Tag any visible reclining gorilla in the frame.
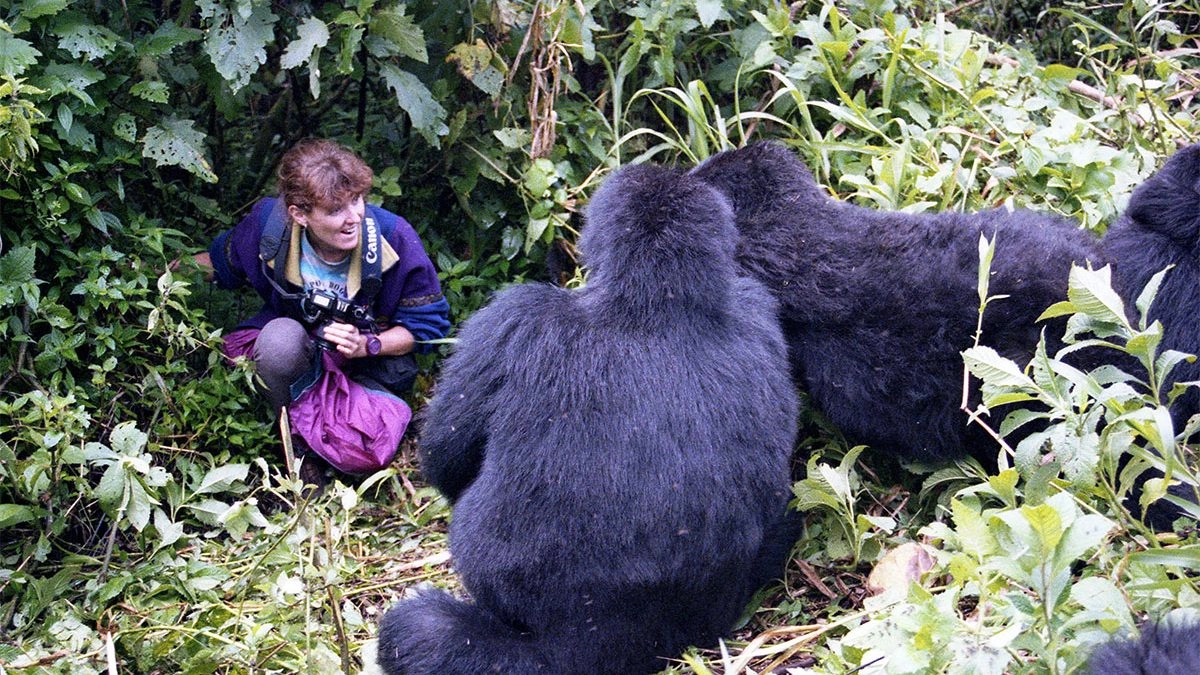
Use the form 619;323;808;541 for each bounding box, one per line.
692;141;1200;529
691;141;1101;465
375;164;800;674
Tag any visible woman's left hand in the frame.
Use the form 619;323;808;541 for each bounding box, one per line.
319;321;371;358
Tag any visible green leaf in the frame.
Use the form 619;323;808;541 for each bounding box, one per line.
371;7;427;62
380;64;449;146
1130;545;1200;569
139;21;203;56
95;462;127;515
280;16;329;70
199;0;278;92
196;464;249;495
20;0;71;19
130;80;169;103
1023;502;1064;554
53;18;121;61
109;421;148;456
142;116;217;183
1066;266;1129;332
447;40;504;98
963;345;1035;389
694;0;723;29
0;33;42;77
1135;266;1172;322
0;246;36;284
0;504;36;529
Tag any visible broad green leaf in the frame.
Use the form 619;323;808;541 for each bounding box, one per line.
196;464;249;495
1023;502;1064;554
131;80;169;103
153;508;184;548
963;345;1035;389
694;0;723;28
1066;266;1129;331
1055;514;1114;567
19;0;70;19
280;16;329;69
142;116;217;183
371;7;427;62
94;462;126;514
0;504;36;529
380;64;448;146
53;19;120;61
109;421;148;456
447;40;504;98
199;0;277;92
0;246;36;284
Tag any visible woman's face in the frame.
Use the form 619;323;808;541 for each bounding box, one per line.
289;194;365;261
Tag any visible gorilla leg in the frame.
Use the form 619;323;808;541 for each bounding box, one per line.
375;588;550;674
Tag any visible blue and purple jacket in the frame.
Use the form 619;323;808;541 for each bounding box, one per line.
208;197;450;352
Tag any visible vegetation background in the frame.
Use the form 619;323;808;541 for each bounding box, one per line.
1;0;1199;672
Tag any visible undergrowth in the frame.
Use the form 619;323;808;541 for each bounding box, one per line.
3;0;1200;673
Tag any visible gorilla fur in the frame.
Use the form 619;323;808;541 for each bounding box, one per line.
1104;143;1200;430
692;141;1102;466
375;164;800;674
1087;621;1200;674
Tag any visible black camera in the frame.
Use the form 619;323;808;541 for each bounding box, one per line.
299;289;374;350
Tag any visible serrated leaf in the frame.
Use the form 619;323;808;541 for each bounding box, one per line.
694;0;723;28
371;7;427;62
0;504;36;529
0;33;42;77
447;40;504;97
380;64;448;146
1136;266;1173;322
109;421;148;456
20;0;70;19
963;345;1035;389
142;116;217;183
201;1;277;92
131;80;169;103
0;246;36;284
280;16;329;69
54;19;121;61
1066;265;1129;331
196;464;249;495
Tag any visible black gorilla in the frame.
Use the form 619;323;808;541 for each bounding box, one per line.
375;164;800;674
1104;142;1200;430
691;142;1102;466
1088;621;1200;674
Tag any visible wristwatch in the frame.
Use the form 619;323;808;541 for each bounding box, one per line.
365;333;382;356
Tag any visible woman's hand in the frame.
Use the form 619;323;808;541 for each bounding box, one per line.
319;321;371;358
318;322;416;358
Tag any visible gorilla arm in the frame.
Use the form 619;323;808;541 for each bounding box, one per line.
418;293;530;502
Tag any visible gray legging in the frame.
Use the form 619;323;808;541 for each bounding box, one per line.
253;317;315;409
251;317;419;408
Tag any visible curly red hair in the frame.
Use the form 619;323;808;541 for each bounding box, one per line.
276;139;374;212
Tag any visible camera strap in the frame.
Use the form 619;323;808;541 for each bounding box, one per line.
258;198;384;311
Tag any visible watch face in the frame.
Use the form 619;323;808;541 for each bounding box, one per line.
366;335;382;356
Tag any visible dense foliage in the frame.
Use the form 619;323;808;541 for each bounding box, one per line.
1;0;1199;672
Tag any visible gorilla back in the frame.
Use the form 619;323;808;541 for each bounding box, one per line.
375;164;800;674
692;142;1103;465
